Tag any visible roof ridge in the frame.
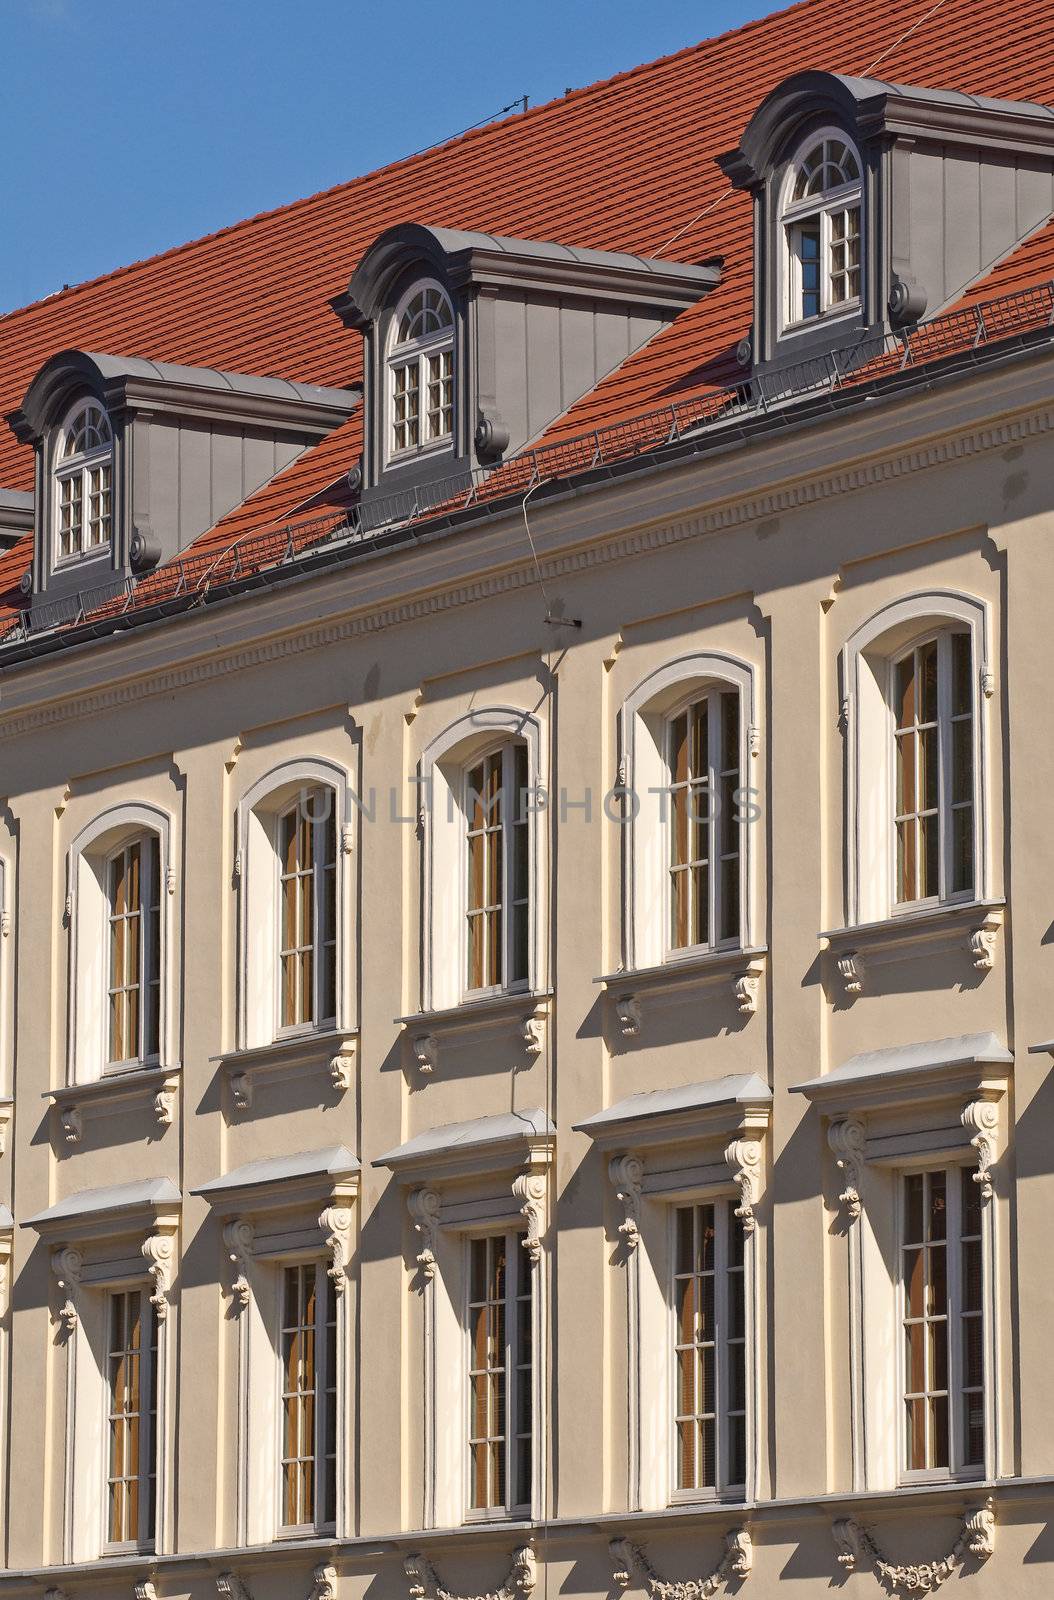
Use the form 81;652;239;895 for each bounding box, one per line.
0;0;843;332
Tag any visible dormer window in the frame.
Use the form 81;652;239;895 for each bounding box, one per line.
54;399;113;562
387;282;454;461
781;132;861;328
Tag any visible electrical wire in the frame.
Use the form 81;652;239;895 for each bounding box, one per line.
861;0;953;75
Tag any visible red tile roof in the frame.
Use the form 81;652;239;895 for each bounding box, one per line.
3;0;1054;614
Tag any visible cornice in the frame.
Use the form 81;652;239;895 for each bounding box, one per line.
2;398;1054;741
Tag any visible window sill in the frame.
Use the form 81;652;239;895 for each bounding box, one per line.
44;1062;181;1145
395;991;552;1076
821;900;1005;999
595;947;768;1035
214;1028;358;1114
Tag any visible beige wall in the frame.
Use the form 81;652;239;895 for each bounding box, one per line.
0;347;1053;1596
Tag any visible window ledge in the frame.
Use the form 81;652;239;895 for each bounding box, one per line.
43;1063;181;1145
213;1028;359;1113
821;900;1005;999
395;992;552;1076
595;947;767;1034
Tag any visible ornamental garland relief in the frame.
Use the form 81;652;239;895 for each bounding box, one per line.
832;1498;995;1593
610;1531;753;1597
405;1542;536;1600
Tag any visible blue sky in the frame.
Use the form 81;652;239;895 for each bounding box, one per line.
1;0;776;315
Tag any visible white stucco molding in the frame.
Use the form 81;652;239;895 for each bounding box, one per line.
193;1145;360;1308
405;1543;536;1600
833;1495;995;1589
610;1530;753;1596
419;706;549;1013
66;800;179;1085
234;756;356;1050
619;651;760;972
841;588;993;929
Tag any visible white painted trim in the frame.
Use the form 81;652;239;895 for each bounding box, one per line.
67;802;177;1086
619;652;758;972
841;590;992;927
0;854;10;1097
777;126;863;331
420;708;548;1013
385;278;455;470
234;756;356;1051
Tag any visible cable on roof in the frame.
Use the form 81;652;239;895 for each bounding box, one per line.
402;95;529;162
861;0;953;75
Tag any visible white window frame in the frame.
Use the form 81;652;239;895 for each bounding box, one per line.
104;834;162;1068
619;653;758;972
841;591;991;927
67;803;177;1086
0;854;11;1095
667;1196;748;1503
779;128;863;332
894;1162;985;1485
275;1255;338;1537
102;1283;160;1554
463;1228;534;1522
461;740;530;1000
420;709;548;1013
235;758;354;1051
52;396;114;565
385;279;455;468
274;789;338;1037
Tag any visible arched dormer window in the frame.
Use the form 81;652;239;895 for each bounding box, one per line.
54;398;113;561
386;282;454;461
780;131;861;327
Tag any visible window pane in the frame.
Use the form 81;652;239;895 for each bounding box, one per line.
919;640;938;723
951;631;972;716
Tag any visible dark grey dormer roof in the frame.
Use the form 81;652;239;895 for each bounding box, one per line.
8;349;359;446
720;70;1054;188
332;222;721;331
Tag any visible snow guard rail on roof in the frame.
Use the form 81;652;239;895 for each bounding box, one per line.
3;275;1054;655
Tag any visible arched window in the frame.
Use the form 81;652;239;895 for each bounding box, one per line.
387;281;454;459
54;398;113;560
235;759;352;1050
420;709;547;1012
781;131;862;326
67;804;175;1083
620;654;759;972
841;592;991;925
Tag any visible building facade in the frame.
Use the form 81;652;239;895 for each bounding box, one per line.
1;3;1054;1598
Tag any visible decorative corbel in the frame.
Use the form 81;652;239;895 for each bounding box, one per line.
512;1171;547;1265
521;1010;546;1057
223;1218;254;1310
319;1204;353;1295
309;1566;338;1600
407;1187;441;1278
725;1139;763;1234
836;951;863;997
0;1105;11;1155
45;1588;70;1600
329;1038;357;1092
51;1245;82;1332
608;1154;643;1251
217;1575;254;1600
0;1233;13;1318
748;723;760;757
405;1544;536;1600
831;1497;994;1590
968;910;1002;972
58;1103;82;1145
413;1033;439;1076
142;1216;179;1320
615;994;642;1038
827;1117;866;1220
610;1528;752;1596
733;958;764;1016
134;1583;159;1600
165;865;177;897
229;1071;253;1113
154;1073;179;1128
980;665;995;700
962;1098;1000;1200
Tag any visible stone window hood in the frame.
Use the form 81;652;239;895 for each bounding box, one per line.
718;69;1054;376
330;221;721;509
6;349;360;615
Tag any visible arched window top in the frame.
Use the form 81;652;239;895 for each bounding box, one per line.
57;398;112;463
789;133;860;204
392;281;453;348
